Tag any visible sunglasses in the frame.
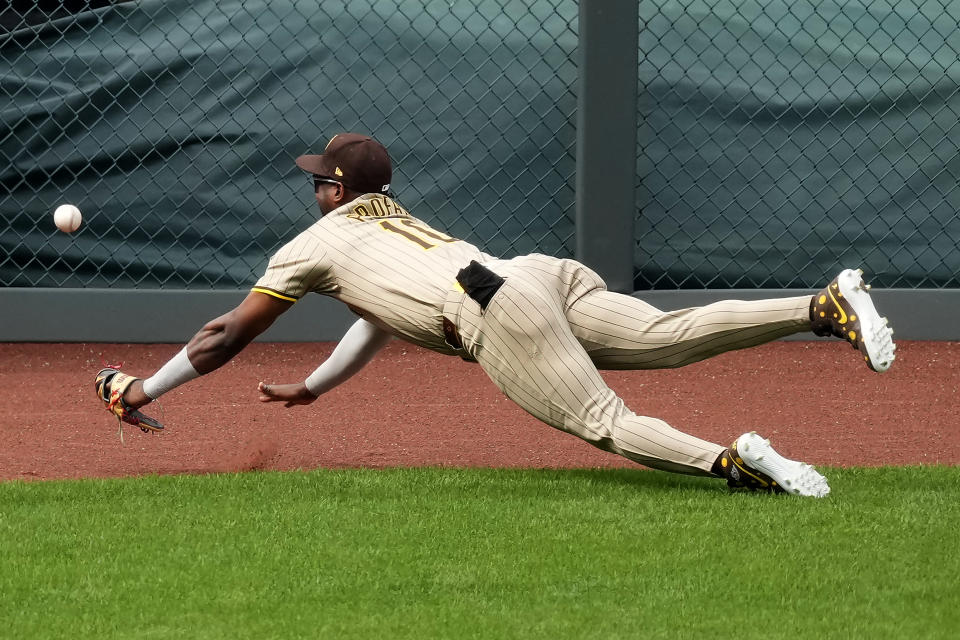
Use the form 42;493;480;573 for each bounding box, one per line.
313;175;342;191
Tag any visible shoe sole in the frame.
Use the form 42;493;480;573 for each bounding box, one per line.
735;432;830;497
836;269;896;373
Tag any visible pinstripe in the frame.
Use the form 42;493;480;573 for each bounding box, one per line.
588;320;806;368
253;196;814;476
570;294;805;337
457;269;724;473
497;285;609;428
256;195;490;354
567;290;810;368
456;288;601;431
468;287;613;440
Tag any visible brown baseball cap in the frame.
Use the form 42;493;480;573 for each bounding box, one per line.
296;133;392;194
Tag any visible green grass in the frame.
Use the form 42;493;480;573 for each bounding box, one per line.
1;467;958;639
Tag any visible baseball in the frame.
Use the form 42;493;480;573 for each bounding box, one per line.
54;204;82;233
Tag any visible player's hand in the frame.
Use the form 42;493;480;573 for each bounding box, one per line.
257;381;318;408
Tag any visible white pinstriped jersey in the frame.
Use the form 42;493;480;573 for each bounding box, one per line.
253;194;493;353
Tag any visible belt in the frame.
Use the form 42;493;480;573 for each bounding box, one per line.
442;316;464;351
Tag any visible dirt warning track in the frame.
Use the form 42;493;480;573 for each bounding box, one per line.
1;340;956;481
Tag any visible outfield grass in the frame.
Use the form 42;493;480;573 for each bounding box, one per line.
1;467;957;639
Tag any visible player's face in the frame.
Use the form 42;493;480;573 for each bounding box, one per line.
313;175;343;215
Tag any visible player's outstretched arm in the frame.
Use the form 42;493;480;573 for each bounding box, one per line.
187;291;293;373
120;291;293;409
258;318;391;408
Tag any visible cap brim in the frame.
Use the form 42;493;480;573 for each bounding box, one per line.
295;154;329;175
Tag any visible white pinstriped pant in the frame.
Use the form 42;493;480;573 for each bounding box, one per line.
446;254;811;475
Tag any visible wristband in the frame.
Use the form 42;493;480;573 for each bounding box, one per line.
141;347;200;399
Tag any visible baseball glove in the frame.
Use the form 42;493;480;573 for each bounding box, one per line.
94;368;164;438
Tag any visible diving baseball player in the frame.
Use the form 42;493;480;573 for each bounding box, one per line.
95;133;897;497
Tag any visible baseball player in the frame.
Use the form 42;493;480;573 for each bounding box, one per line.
96;133;897;497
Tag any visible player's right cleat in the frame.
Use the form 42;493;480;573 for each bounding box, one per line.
811;268;896;373
94;368;164;435
719;432;830;497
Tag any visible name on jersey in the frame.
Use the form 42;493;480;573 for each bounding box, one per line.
347;196;411;220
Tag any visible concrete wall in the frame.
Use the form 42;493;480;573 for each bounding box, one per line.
1;288;953;342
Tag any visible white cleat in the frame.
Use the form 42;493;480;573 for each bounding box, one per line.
734;432;830;498
811;268;896;372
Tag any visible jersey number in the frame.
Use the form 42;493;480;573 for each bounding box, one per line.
379;219;458;250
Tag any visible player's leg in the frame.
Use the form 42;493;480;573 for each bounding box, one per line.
502;254;810;370
568;288;811;370
450;262;830;494
555;259;894;372
455;276;725;475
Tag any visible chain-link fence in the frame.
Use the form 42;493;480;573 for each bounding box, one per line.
1;0;578;288
636;0;960;289
2;0;959;291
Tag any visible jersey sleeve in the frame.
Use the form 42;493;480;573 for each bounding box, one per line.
252;231;332;302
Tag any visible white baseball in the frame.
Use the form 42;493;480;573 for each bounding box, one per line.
54;204;82;233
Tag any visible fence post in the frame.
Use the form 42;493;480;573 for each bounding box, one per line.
575;0;638;293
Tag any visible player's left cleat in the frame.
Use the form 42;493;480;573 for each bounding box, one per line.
719;432;830;497
811;268;896;372
94;368;164;438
